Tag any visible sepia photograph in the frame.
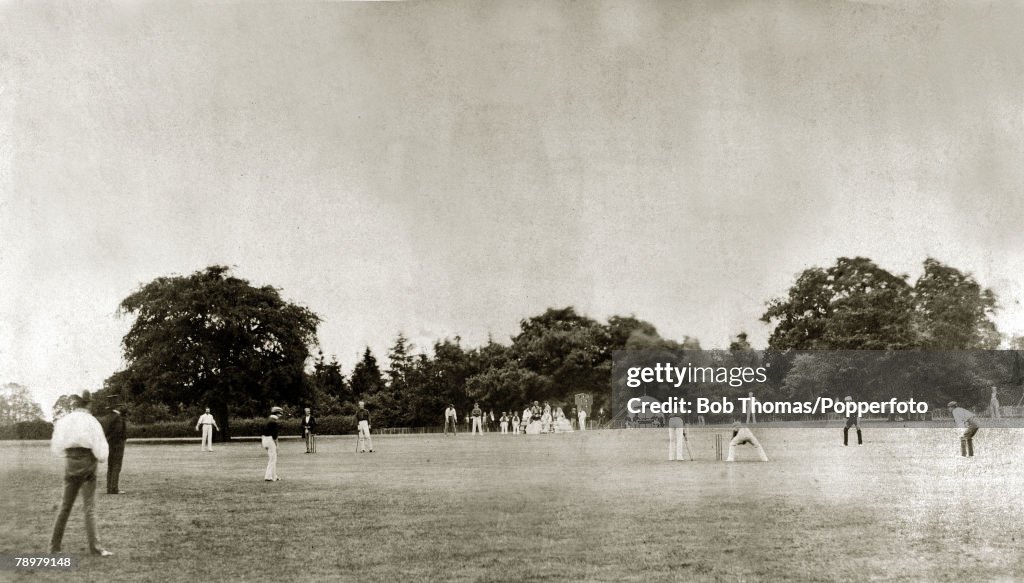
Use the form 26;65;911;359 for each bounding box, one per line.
2;1;1024;581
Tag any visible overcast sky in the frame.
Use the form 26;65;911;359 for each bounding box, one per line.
3;1;1024;414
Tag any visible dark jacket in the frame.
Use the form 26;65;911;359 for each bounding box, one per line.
300;415;317;434
262;417;280;440
103;412;128;448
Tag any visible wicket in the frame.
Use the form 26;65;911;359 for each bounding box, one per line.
714;434;723;461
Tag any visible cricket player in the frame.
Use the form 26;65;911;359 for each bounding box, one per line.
300;407;317;454
101;405;127;494
262;406;282;481
726;421;769;462
471;403;483;435
990;386;1001;419
49;391;113;556
499;412;509;434
195;407;219;451
843;396;863;446
948;401;979;457
444;404;458;436
356;401;374;452
578;407;587;431
511;412;521;435
667;417;690;461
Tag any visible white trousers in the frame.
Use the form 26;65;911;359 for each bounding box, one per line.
500;422;508;434
472;417;482;434
358;420;374;451
668;428;689;461
201;425;214;451
264;439;278;480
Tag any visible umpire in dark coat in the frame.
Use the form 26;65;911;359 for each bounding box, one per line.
300;407;317;453
101;405;128;494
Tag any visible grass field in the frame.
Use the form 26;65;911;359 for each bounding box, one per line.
3;426;1024;582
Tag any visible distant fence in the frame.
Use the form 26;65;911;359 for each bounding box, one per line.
375;421;603;434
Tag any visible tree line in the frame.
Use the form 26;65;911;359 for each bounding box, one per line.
51;257;1016;439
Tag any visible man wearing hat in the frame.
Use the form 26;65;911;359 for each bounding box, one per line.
948;401;979;457
300;407;317;454
49;391;113;556
101;401;128;494
262;406;283;481
444;404;458;436
843;396;863;447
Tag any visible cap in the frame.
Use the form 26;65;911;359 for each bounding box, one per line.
947;401;958;408
270;406;284;415
844;396;853;402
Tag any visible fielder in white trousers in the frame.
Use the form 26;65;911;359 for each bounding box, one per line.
358;420;374;452
667;417;691;461
201;425;214;451
472;416;483;434
263;438;278;480
726;423;768;462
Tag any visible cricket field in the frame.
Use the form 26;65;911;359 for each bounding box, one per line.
2;426;1023;582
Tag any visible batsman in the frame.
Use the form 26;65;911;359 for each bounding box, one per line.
948;401;979;457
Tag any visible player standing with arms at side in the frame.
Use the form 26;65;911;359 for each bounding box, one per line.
49;391;113;556
262;407;283;481
300;407;317;454
195;407;219;451
101;404;128;494
948;401;979;457
843;396;863;447
471;403;483;435
356;401;374;452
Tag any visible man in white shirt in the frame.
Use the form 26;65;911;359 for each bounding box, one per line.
471;403;483;435
444;404;458;436
195;407;219;451
578;408;587;431
948;401;979;457
49;391;113;556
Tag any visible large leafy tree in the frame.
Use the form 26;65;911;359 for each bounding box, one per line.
914;258;999;349
0;383;45;424
511;307;612;404
115;266;320;439
763;257;1000;352
762;257;917;350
